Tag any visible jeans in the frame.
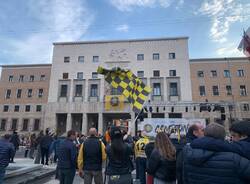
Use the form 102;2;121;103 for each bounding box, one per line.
154;178;176;184
41;148;49;165
59;168;75;184
34;147;41;164
84;170;103;184
136;157;147;184
0;167;6;184
29;147;35;158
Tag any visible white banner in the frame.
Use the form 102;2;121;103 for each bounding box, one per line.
138;118;206;137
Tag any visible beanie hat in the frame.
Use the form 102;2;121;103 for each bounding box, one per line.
110;126;122;140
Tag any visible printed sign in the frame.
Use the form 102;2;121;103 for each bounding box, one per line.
138;118;205;137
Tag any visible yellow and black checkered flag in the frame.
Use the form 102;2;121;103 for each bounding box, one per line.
97;66;151;113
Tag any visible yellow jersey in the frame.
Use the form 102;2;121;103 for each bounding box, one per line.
134;136;149;158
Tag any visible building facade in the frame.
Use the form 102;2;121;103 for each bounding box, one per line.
0;64;51;135
190;57;250;128
45;37;194;135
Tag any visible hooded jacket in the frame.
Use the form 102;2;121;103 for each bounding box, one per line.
183;137;250;184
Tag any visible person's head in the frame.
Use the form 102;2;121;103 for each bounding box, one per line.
137;130;142;137
13;130;17;135
45;128;50;135
67;130;76;140
204;123;226;140
230;121;250;141
188;124;204;138
89;128;97;137
155;132;176;160
3;134;11;141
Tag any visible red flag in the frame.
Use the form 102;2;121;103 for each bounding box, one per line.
238;28;250;57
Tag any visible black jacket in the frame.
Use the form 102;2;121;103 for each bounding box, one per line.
10;134;20;149
40;135;53;149
83;136;102;171
0;139;15;167
145;142;154;158
147;149;176;182
106;143;133;175
171;138;186;156
183;137;250;184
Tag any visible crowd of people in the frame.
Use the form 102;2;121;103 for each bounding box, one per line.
0;120;250;184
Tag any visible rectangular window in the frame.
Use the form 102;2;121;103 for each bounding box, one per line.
38;89;44;98
137;54;144;61
226;85;232;95
153;83;161;96
75;84;83;97
40;75;45;81
78;56;84;63
224;70;230;78
170;82;178;96
36;105;42;112
212;86;219;96
93;56;99;62
153;70;160;77
237;69;245;77
19;75;24;82
169;70;176;77
137;71;144;78
17;89;22;98
14;105;19;112
6;89;11;99
34;119;40;131
242;104;250;111
90;84;98;97
0;119;6;131
29;75;34;82
92;72;98;79
169;53;176;59
63;73;69;79
197;71;204;77
153;53;160;60
64;56;70;63
22;119;29;131
60;85;68;97
199;86;206;96
9;75;13;82
211;70;217;77
77;72;83;79
25;105;31;112
27;89;32;98
11;119;18;130
240;85;247;96
3;105;9;112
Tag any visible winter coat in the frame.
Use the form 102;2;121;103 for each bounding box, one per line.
40;135;53;149
0;139;15;168
183;137;250;184
10;134;20;149
147;149;176;182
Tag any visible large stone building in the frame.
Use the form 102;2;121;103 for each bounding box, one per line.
44;37;194;135
0;64;51;135
190;57;250;128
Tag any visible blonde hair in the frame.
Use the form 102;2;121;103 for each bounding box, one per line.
155;132;176;161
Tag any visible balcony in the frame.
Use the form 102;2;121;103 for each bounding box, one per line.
58;96;68;103
169;95;179;102
73;96;84;102
152;95;163;101
89;96;99;102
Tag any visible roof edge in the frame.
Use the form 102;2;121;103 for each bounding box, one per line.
190;57;250;62
53;37;189;45
1;64;52;68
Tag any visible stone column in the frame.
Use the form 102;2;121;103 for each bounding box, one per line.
130;112;136;136
98;113;103;135
81;113;88;135
66;113;72;132
85;80;89;102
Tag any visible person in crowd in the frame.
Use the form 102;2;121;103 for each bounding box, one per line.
176;123;204;184
133;130;142;142
106;126;134;184
135;131;149;184
34;130;44;164
123;131;134;146
0;134;15;184
169;132;186;156
9;130;20;163
145;136;155;184
40;129;53;165
183;123;250;184
78;128;106;184
49;135;61;163
103;127;111;145
147;132;176;184
29;133;37;159
57;130;77;184
230;120;250;159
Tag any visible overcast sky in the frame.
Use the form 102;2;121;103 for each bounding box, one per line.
0;0;249;65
